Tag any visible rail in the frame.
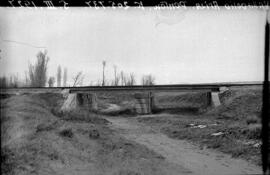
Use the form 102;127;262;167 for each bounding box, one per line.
0;82;263;94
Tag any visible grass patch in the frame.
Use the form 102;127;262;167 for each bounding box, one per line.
138;114;262;165
209;88;262;120
97;133;165;165
245;124;261;140
246;115;260;125
52;108;109;125
1;146;17;175
59;128;73;138
0;94;12;100
88;128;100;139
36;121;59;133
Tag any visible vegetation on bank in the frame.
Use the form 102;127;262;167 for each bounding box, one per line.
1;93;180;175
137;87;262;165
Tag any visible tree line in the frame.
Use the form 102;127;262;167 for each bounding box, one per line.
91;60;155;86
0;50;155;88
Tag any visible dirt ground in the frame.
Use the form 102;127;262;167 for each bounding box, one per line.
105;116;261;175
1;90;263;175
0;94;193;175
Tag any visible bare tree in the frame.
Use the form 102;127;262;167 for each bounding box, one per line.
24;71;30;87
116;74;120;86
48;77;55;87
0;76;7;88
8;74;19;88
0;75;17;88
57;65;62;87
129;73;136;86
113;65;120;86
118;71;136;86
110;80;113;86
102;60;106;86
113;65;117;83
89;81;94;86
120;71;126;86
95;79;102;86
72;71;84;87
28;50;49;87
63;67;67;87
0;74;23;88
141;74;155;86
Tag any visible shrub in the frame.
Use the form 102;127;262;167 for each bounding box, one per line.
1;146;16;175
231;145;248;158
59;128;73;138
141;74;155;85
36;121;58;133
28;50;49;87
246;124;261;139
89;129;100;139
246;114;260;125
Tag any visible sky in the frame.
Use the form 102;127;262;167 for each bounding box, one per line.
0;7;268;85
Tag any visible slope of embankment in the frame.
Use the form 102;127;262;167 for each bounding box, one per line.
137;86;262;165
1;93;190;175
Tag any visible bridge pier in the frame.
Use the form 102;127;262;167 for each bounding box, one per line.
209;87;229;107
61;93;98;112
209;92;221;107
134;92;153;114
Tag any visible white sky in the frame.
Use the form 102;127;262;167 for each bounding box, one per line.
0;7;267;85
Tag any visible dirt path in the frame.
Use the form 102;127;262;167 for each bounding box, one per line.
105;116;262;175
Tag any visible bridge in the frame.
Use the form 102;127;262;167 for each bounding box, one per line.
1;82;262;114
0;82;262;93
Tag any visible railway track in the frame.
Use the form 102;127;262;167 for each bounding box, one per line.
0;82;263;94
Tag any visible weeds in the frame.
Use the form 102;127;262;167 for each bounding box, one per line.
36;121;59;132
245;124;261;140
1;146;16;175
59;128;73;138
138;114;262;165
52;108;108;124
246;115;260;125
47;150;59;160
89;128;100;139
